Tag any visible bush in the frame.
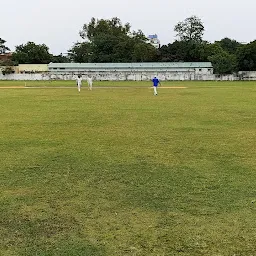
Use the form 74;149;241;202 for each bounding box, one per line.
1;66;14;75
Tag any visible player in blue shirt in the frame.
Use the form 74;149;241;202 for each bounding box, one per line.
152;76;161;95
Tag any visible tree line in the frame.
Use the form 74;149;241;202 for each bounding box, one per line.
1;16;256;74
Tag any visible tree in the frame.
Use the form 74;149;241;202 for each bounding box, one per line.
216;38;241;54
76;17;158;63
1;66;14;75
159;40;206;62
80;17;131;42
209;51;237;74
132;42;158;62
89;32;120;62
79;17;131;62
236;41;256;71
68;42;92;62
164;16;206;62
174;16;204;42
198;42;225;62
12;42;52;64
0;38;10;54
200;42;238;74
159;40;238;74
52;53;70;63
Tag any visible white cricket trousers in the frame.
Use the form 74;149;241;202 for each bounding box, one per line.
88;82;93;90
77;83;81;92
154;86;158;95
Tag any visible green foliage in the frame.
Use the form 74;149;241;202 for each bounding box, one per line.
200;42;224;59
12;42;53;64
80;17;131;41
215;37;241;54
0;38;10;54
0;57;16;76
68;17;158;63
209;51;237;74
52;54;70;63
159;39;244;74
174;16;205;42
200;42;238;74
160;40;207;62
68;42;92;63
236;40;256;71
90;33;121;62
132;42;158;62
159;16;207;63
0;66;14;75
3;17;255;71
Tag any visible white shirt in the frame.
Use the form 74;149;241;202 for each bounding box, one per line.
87;77;93;84
76;77;82;85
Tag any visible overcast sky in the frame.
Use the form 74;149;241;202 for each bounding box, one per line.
1;0;255;54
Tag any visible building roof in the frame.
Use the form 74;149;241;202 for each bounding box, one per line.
0;52;12;61
48;62;213;69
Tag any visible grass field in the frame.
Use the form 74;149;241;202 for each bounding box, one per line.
0;80;153;87
0;81;256;255
0;79;254;88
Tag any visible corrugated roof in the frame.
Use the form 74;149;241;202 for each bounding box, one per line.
48;62;213;69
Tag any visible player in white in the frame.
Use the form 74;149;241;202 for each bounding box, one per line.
87;76;93;90
76;75;82;92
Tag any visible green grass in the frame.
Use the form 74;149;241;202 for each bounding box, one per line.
1;79;255;88
0;80;151;87
0;81;256;255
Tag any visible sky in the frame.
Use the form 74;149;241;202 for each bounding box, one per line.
1;0;255;55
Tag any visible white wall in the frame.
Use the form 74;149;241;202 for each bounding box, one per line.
0;71;256;81
0;73;46;80
238;71;256;80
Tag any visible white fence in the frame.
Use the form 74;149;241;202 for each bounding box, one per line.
0;71;256;81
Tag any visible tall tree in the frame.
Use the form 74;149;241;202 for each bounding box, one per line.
159;40;206;62
216;38;241;54
209;51;237;74
132;42;158;62
12;42;52;64
174;16;204;42
199;42;238;74
0;38;10;54
80;17;131;42
161;16;206;63
68;42;92;62
76;17;157;63
236;41;256;71
198;42;226;62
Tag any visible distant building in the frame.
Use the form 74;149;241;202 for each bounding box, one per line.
0;52;12;62
48;62;213;81
18;64;48;73
148;34;161;49
48;62;213;73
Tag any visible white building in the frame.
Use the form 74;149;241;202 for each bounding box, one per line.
148;34;161;49
47;62;214;81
